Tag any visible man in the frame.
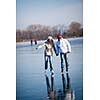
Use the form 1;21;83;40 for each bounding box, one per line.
36;36;56;74
55;34;71;73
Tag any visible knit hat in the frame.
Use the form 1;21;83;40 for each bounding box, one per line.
57;34;62;39
48;36;52;40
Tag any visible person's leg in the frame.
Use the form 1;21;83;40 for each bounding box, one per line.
64;53;68;72
60;53;64;72
51;74;54;91
45;56;48;70
48;56;53;72
45;74;50;95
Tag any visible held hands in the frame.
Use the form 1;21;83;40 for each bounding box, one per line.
56;53;59;56
67;51;70;53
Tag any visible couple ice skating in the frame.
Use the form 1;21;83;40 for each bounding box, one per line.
36;33;71;74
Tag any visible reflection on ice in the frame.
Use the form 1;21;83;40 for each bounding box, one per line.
45;72;75;100
45;74;55;100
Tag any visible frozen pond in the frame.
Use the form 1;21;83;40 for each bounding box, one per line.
16;37;83;100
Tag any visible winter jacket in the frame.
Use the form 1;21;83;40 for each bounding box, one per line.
38;40;56;56
56;38;71;54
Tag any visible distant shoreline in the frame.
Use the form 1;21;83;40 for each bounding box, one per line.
16;36;83;44
16;36;83;43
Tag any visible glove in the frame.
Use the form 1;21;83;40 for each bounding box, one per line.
67;51;70;53
56;53;59;56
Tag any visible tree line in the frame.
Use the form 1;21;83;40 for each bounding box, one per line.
16;21;83;42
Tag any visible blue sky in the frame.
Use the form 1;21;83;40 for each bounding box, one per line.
16;0;83;30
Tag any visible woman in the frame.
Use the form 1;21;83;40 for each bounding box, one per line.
36;36;56;74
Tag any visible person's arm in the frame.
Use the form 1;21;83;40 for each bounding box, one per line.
65;40;71;53
36;43;45;49
52;40;57;54
55;42;59;56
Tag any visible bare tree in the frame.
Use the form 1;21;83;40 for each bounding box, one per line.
68;22;82;33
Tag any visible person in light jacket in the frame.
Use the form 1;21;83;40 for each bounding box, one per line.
36;36;56;74
55;34;71;73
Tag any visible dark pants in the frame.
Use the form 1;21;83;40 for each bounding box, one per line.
60;53;68;72
45;55;53;71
